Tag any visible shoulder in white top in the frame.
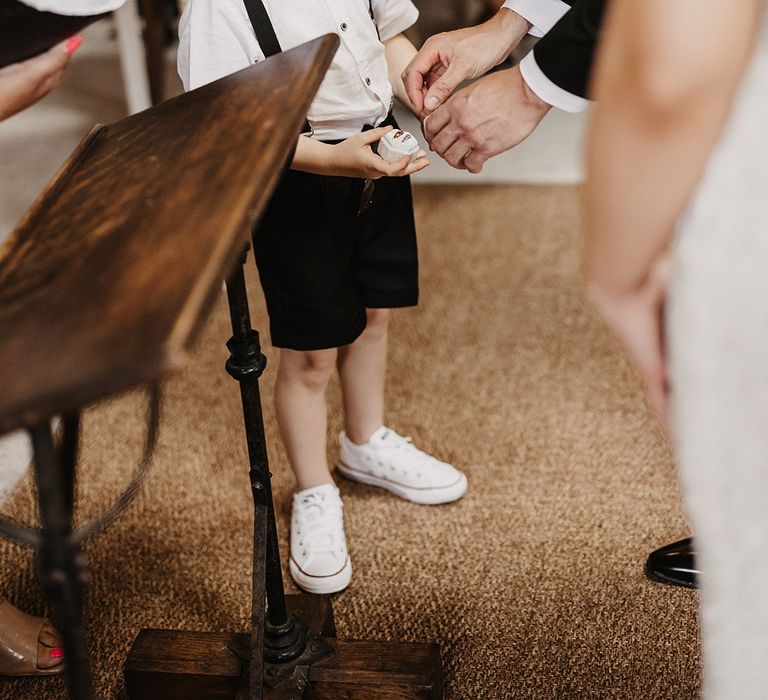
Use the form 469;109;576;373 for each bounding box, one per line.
178;0;418;141
18;0;125;14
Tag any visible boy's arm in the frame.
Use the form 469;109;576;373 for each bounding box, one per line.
292;33;430;179
384;33;419;114
291;136;338;176
291;127;428;179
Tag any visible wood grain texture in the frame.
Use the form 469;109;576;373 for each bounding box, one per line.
124;594;337;699
124;595;442;700
310;639;442;694
0;34;339;434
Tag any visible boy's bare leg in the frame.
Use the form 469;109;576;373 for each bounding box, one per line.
275;347;338;490
337;308;390;445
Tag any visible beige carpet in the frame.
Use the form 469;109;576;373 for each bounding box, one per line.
0;184;699;699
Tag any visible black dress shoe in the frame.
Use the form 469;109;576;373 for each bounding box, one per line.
646;537;699;589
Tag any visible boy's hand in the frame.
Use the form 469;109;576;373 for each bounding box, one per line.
329;126;429;179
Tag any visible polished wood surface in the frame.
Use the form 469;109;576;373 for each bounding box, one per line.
125;629;244;699
0;34;339;434
125;597;337;699
310;640;442;693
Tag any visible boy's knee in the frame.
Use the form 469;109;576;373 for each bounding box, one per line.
362;308;390;341
281;348;337;389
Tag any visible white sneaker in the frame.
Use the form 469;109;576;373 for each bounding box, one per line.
336;427;468;505
289;483;352;594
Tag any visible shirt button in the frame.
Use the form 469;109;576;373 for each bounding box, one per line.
340;22;348;31
365;77;371;86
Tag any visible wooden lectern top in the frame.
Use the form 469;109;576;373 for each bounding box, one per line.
0;35;339;434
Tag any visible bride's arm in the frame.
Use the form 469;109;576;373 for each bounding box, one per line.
584;0;761;297
582;0;762;427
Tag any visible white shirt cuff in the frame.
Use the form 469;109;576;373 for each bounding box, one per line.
519;52;589;112
501;0;569;38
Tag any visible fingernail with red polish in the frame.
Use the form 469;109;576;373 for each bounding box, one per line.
50;648;64;658
65;36;83;55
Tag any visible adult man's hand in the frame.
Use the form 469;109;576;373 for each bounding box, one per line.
423;65;550;173
402;9;531;116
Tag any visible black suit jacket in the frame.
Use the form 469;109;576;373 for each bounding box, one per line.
532;0;607;99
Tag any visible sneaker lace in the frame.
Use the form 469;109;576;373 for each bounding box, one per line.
297;492;344;555
382;429;439;465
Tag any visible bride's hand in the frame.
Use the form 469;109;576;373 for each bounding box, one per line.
0;37;81;122
588;257;672;436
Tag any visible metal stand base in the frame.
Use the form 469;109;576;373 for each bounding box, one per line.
125;594;443;700
125;249;444;699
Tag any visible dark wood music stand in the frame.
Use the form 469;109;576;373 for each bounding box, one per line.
0;35;442;700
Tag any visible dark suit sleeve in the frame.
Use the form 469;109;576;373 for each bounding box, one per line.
531;0;607;98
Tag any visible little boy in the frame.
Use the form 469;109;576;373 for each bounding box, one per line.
178;0;467;594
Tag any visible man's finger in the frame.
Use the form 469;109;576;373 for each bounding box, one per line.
423;62;465;113
422;105;450;141
425;65;446;88
402;45;443;114
463;150;487;174
428;117;462;157
443;139;473;170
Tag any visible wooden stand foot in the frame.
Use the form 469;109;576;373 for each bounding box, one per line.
125;594;443;700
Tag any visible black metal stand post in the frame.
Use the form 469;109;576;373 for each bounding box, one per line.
223;248;332;699
124;249;442;699
31;414;93;700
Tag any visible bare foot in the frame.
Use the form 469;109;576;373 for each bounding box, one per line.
36;621;64;670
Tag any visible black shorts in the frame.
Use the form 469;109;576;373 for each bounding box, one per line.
253;134;419;351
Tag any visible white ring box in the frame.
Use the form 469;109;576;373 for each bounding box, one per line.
377;129;422;163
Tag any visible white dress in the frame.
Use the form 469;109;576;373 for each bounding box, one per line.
668;6;768;698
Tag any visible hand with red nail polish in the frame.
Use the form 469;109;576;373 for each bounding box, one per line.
65;36;84;56
0;35;79;121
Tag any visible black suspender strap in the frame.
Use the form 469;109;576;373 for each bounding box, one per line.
243;0;379;56
242;0;313;134
240;0;381;137
368;0;380;40
242;0;282;57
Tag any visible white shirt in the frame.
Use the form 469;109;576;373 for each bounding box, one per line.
502;0;589;113
178;0;418;141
